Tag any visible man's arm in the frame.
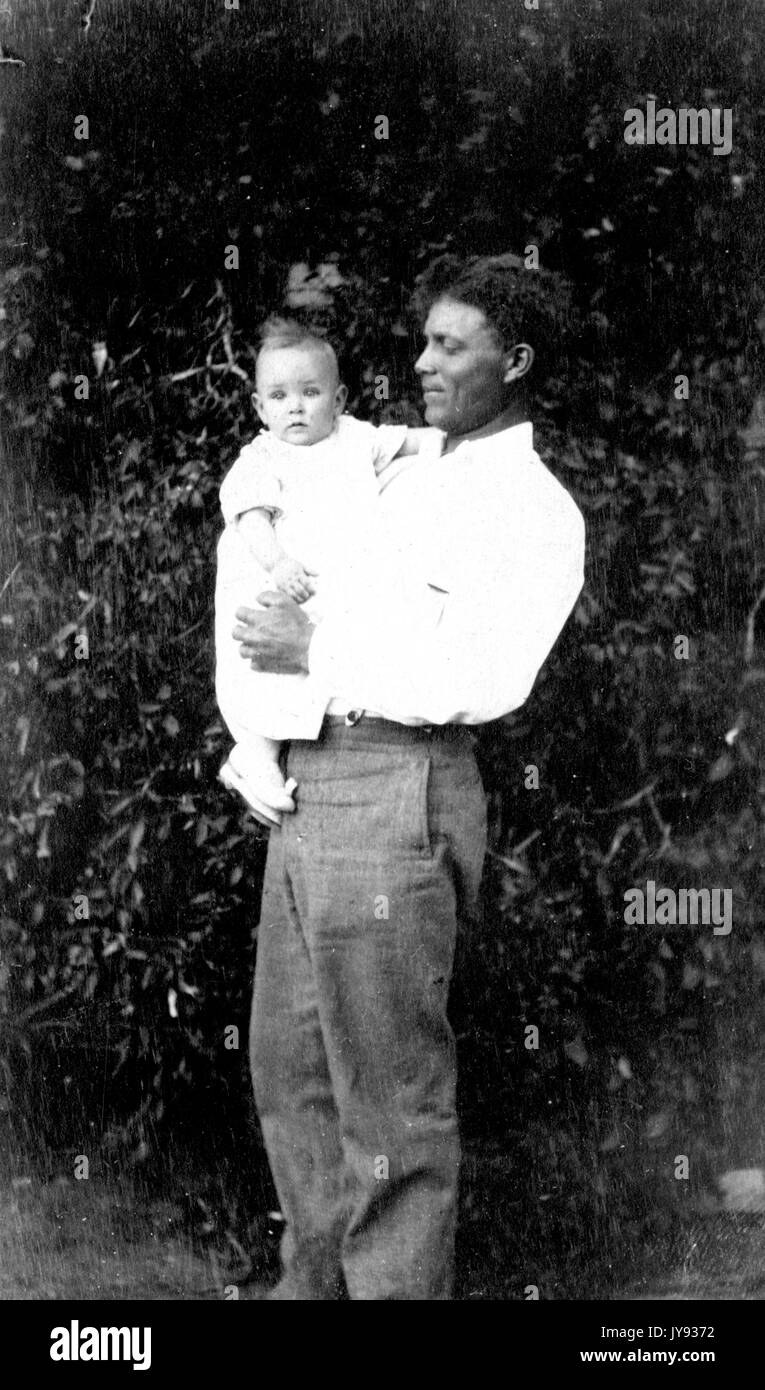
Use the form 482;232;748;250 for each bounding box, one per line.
235;495;585;724
234;592;314;675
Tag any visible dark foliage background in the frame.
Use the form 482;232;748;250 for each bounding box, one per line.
1;0;764;1296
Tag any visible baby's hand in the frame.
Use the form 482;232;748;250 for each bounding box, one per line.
270;557;317;604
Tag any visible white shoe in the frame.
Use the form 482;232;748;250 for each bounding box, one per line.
219;758;297;828
228;745;298;809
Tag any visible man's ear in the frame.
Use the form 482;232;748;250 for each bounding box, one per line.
502;343;534;384
252;390;269;427
333;383;348;416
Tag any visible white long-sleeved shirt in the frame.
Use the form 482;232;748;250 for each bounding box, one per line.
309;421;585;725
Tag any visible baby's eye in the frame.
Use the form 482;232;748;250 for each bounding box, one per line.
304;388;320;397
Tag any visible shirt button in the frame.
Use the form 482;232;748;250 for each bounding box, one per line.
344;709;363;726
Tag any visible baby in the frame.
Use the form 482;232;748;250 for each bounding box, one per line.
214;316;444;825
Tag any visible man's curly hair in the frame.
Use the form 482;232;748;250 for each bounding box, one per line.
410;253;574;373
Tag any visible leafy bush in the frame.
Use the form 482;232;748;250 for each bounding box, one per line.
0;428;265;1155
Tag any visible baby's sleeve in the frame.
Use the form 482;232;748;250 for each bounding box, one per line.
368;422;409;470
219;435;284;525
369;422;446;492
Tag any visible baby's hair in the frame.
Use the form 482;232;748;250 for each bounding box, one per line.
255;315;340;385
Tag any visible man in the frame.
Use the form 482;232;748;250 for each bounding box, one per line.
223;254;585;1300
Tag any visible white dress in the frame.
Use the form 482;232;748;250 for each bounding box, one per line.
214;415;408;744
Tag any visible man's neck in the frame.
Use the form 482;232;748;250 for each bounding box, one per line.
444;405;530;454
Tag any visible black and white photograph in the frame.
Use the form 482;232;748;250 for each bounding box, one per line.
0;0;763;1338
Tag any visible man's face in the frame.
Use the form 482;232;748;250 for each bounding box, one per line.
254;345;346;445
414;297;510;435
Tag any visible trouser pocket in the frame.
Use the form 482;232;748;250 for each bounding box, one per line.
284;745;435;857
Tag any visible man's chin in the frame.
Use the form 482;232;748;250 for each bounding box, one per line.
423;400;448;427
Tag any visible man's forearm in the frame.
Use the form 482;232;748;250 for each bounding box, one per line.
234;596;314;674
232;509;585;724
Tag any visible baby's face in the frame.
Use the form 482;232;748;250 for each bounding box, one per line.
253;345;346;445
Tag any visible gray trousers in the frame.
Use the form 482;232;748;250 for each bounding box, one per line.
249;717;487;1300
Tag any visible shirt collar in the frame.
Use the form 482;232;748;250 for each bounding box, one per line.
450;420;533;456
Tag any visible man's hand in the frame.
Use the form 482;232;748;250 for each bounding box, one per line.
270;556;318;604
233;592;315;674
